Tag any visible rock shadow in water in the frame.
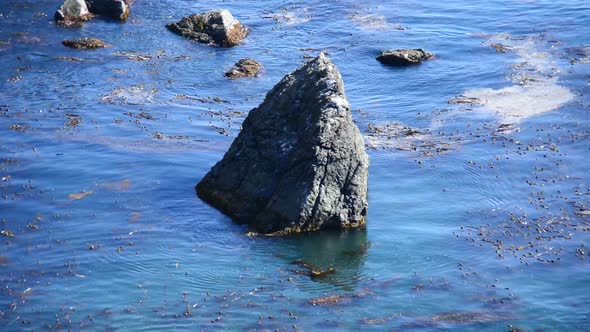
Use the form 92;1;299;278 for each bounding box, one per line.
280;229;370;291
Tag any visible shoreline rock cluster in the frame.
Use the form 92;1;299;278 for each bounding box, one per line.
197;53;369;235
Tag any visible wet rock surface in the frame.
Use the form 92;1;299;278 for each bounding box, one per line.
376;48;434;66
225;58;261;79
54;0;92;25
62;37;107;49
196;53;369;234
166;9;248;47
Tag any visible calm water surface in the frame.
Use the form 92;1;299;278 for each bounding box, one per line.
1;0;589;330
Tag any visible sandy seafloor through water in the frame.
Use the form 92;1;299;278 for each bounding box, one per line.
0;0;590;330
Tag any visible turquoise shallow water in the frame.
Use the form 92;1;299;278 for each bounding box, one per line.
1;0;590;330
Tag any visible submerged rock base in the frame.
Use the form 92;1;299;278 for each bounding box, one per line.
197;53;369;235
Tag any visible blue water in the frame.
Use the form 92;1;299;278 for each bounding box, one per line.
1;0;590;330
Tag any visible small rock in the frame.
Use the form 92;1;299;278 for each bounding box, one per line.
1;230;15;238
62;37;107;49
196;53;369;234
55;0;92;25
376;48;434;66
166;9;248;47
225;58;261;79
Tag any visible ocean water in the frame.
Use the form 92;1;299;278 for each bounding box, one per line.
1;0;589;330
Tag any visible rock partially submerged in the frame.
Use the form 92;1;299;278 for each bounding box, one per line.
166;10;248;47
55;0;133;24
55;0;92;25
196;53;369;234
225;58;261;79
62;37;107;49
85;0;132;21
377;48;434;66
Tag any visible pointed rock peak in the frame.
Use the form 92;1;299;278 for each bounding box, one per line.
278;53;347;105
298;52;337;75
311;51;330;66
196;56;368;235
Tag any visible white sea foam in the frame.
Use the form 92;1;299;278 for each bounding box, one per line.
464;78;574;121
463;34;574;122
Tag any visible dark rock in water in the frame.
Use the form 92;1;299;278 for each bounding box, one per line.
62;37;107;49
55;0;92;25
376;48;434;66
196;53;369;235
225;58;262;79
166;9;248;47
84;0;132;21
55;0;133;24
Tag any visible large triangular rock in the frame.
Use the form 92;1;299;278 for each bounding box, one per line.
196;54;369;234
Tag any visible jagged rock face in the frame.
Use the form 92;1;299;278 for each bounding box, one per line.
377;48;434;66
55;0;92;24
225;58;262;79
197;54;369;234
166;10;248;47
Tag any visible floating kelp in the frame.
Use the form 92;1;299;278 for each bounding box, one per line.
565;45;590;64
401;311;512;329
97;179;130;191
55;56;85;62
65;114;80;127
1;229;15;237
260;6;312;26
68;190;93;200
9;123;31;132
309;291;373;306
459;209;589;263
0;256;9;266
364;122;456;157
290;259;336;280
127;211;141;223
101;84;158;105
348;8;408;31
